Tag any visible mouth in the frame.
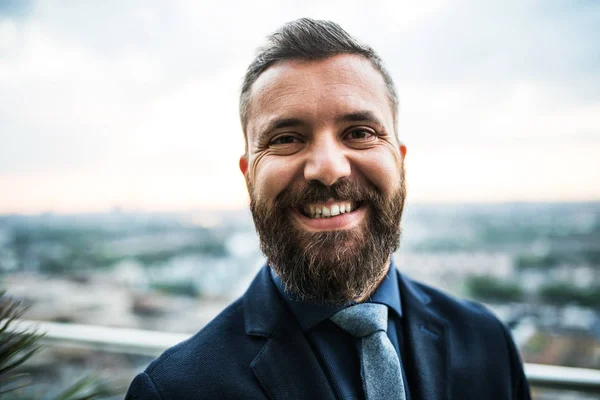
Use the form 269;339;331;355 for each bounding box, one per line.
298;200;362;219
290;199;366;231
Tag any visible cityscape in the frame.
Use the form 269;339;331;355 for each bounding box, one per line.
1;201;600;399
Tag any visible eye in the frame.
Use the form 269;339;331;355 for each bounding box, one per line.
270;135;301;145
345;128;376;141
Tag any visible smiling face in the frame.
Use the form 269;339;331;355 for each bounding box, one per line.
240;54;407;303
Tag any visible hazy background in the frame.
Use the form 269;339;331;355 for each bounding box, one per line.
1;1;599;399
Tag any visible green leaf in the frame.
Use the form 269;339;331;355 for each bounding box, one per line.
52;375;121;400
0;290;125;399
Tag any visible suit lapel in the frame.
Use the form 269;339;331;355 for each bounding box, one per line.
244;266;335;400
250;326;336;400
398;271;450;400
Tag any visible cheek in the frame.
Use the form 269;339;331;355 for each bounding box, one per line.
251;156;300;203
355;150;403;197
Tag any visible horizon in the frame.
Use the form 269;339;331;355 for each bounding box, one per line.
2;199;599;217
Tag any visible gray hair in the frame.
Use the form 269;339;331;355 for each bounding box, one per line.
239;18;398;142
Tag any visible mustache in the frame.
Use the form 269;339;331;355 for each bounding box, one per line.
273;178;383;209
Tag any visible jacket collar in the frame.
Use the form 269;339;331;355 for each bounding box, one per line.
398;269;450;400
243;265;336;400
243;265;287;337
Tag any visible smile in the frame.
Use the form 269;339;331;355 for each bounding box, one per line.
291;199;366;231
301;201;359;219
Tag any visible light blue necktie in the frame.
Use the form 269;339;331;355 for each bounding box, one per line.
331;303;406;400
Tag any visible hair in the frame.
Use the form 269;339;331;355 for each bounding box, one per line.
239;18;398;141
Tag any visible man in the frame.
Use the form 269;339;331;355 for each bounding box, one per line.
126;18;530;399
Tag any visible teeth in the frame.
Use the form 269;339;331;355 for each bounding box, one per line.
303;201;357;219
330;204;340;216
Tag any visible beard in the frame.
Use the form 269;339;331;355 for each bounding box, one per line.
248;169;406;305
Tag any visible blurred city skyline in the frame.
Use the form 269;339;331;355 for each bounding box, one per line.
1;0;599;214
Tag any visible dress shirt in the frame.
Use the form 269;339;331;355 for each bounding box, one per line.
270;261;411;400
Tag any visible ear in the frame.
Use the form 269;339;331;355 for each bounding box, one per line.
239;154;248;175
399;143;407;158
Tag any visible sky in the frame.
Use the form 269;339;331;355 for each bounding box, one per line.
0;0;599;213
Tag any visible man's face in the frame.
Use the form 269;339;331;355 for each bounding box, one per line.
240;54;407;303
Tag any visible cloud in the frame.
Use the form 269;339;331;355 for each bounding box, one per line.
0;0;598;211
385;1;600;105
0;0;33;19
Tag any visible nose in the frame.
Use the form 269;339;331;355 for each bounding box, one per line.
303;135;351;186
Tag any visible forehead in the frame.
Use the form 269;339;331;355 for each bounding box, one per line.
246;54;394;137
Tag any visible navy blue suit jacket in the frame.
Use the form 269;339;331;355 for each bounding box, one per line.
126;266;530;399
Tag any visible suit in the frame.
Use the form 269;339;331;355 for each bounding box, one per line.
126;265;531;399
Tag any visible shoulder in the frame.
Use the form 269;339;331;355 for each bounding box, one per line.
400;273;521;358
146;299;248;374
126;298;267;399
401;273;530;396
402;273;505;329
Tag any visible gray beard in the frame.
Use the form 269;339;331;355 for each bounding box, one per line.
248;175;405;304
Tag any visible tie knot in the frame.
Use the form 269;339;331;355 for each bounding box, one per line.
330;303;388;338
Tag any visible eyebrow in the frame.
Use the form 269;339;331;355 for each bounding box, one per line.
336;111;383;126
255;118;306;144
267;118;305;132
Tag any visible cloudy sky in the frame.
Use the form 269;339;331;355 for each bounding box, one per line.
1;0;599;213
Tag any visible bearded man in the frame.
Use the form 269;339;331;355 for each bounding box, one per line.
126;18;530;400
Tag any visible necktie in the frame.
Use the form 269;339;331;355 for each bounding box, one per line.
331;303;406;400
